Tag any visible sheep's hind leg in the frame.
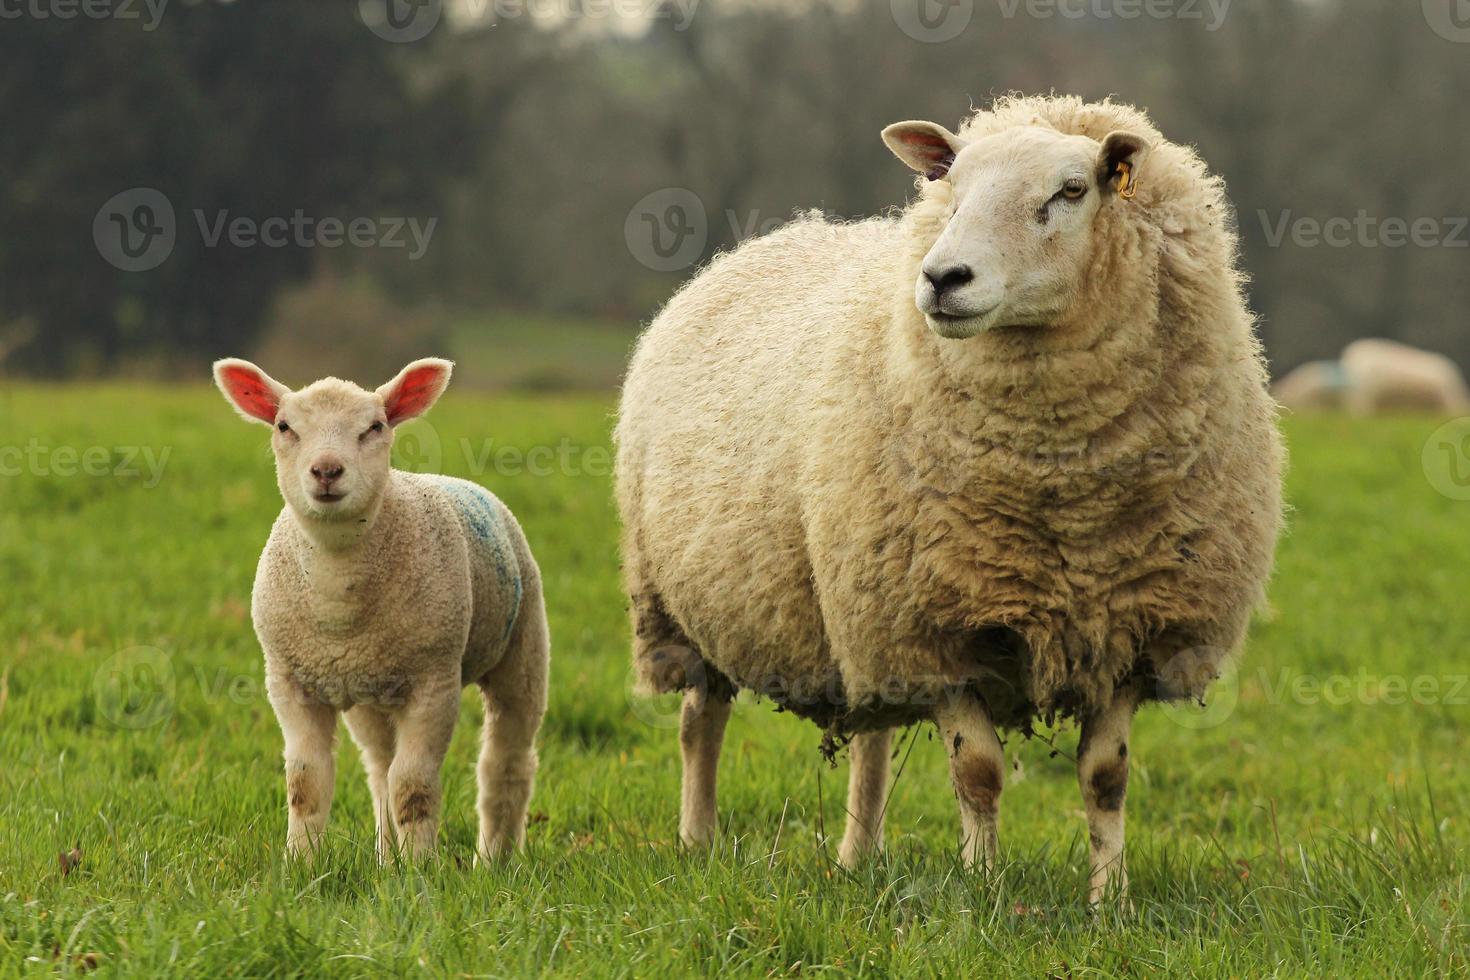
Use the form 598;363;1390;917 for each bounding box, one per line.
267;673;338;861
476;588;549;862
1077;685;1141;907
386;677;459;860
838;728;893;868
344;706;396;863
936;694;1005;871
679;685;732;848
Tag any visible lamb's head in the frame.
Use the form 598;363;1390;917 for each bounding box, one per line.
213;357;453;524
883;120;1150;340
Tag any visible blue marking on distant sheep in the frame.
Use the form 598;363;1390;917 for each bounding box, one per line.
432;477;523;646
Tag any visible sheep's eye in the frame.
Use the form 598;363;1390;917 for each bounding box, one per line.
1061;179;1088;201
276;421;291;433
362;420;385;440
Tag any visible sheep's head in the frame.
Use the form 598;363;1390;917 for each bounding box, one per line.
213;357;452;526
883;120;1150;340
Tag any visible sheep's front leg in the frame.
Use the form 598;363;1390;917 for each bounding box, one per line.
838;728;892;868
267;673;338;861
679;685;732;848
344;706;396;863
1077;685;1141;906
387;678;459;860
936;694;1004;870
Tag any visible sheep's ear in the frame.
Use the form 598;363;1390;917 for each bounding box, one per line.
1097;131;1152;199
213;358;290;425
881;121;966;181
377;358;453;425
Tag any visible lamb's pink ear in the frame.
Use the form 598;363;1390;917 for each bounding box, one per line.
213;358;290;425
377;358;453;425
881;120;966;181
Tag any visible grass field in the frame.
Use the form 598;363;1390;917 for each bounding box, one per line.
2;383;1469;977
450;315;641;393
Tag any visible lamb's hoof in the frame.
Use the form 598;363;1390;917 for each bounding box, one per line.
1087;892;1135;917
679;826;717;850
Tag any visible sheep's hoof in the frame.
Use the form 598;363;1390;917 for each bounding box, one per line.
837;839;883;870
474;839;521;866
1087;891;1135;917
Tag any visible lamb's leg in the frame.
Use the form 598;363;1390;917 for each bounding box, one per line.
838;727;893;868
1077;685;1141;906
679;685;732;848
344;706;396;863
267;673;338;861
936;694;1005;871
476;589;549;862
386;678;459;860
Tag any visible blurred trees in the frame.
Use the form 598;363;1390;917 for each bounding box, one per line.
1;0;1466;376
0;0;471;373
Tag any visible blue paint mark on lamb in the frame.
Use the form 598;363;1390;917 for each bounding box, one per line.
433;476;523;645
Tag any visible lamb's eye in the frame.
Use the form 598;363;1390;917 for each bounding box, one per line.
362;420;385;440
276;421;291;433
1061;179;1088;201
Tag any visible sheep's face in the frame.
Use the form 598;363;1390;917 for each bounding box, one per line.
213;358;453;526
883;121;1150;340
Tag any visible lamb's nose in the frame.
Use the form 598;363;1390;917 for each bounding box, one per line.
924;264;974;297
311;460;345;485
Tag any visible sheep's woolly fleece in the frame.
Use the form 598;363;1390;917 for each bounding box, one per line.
616;94;1285;735
252;471;539;709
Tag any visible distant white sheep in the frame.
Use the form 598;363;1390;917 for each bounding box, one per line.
1340;339;1470;416
616;95;1283;905
214;358;548;862
1272;360;1350;412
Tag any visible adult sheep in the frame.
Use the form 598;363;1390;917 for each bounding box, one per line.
616;95;1284;904
1340;338;1470;416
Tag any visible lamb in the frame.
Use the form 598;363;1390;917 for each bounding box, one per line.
213;357;548;863
615;95;1284;905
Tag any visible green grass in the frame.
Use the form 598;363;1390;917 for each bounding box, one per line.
1;385;1468;977
449;314;640;393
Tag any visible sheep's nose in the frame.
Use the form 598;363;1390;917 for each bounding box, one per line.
924;264;974;297
311;460;345;485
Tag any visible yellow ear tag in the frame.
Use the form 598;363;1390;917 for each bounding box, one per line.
1117;161;1137;200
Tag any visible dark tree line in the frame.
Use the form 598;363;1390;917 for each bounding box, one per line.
1;0;1466;376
